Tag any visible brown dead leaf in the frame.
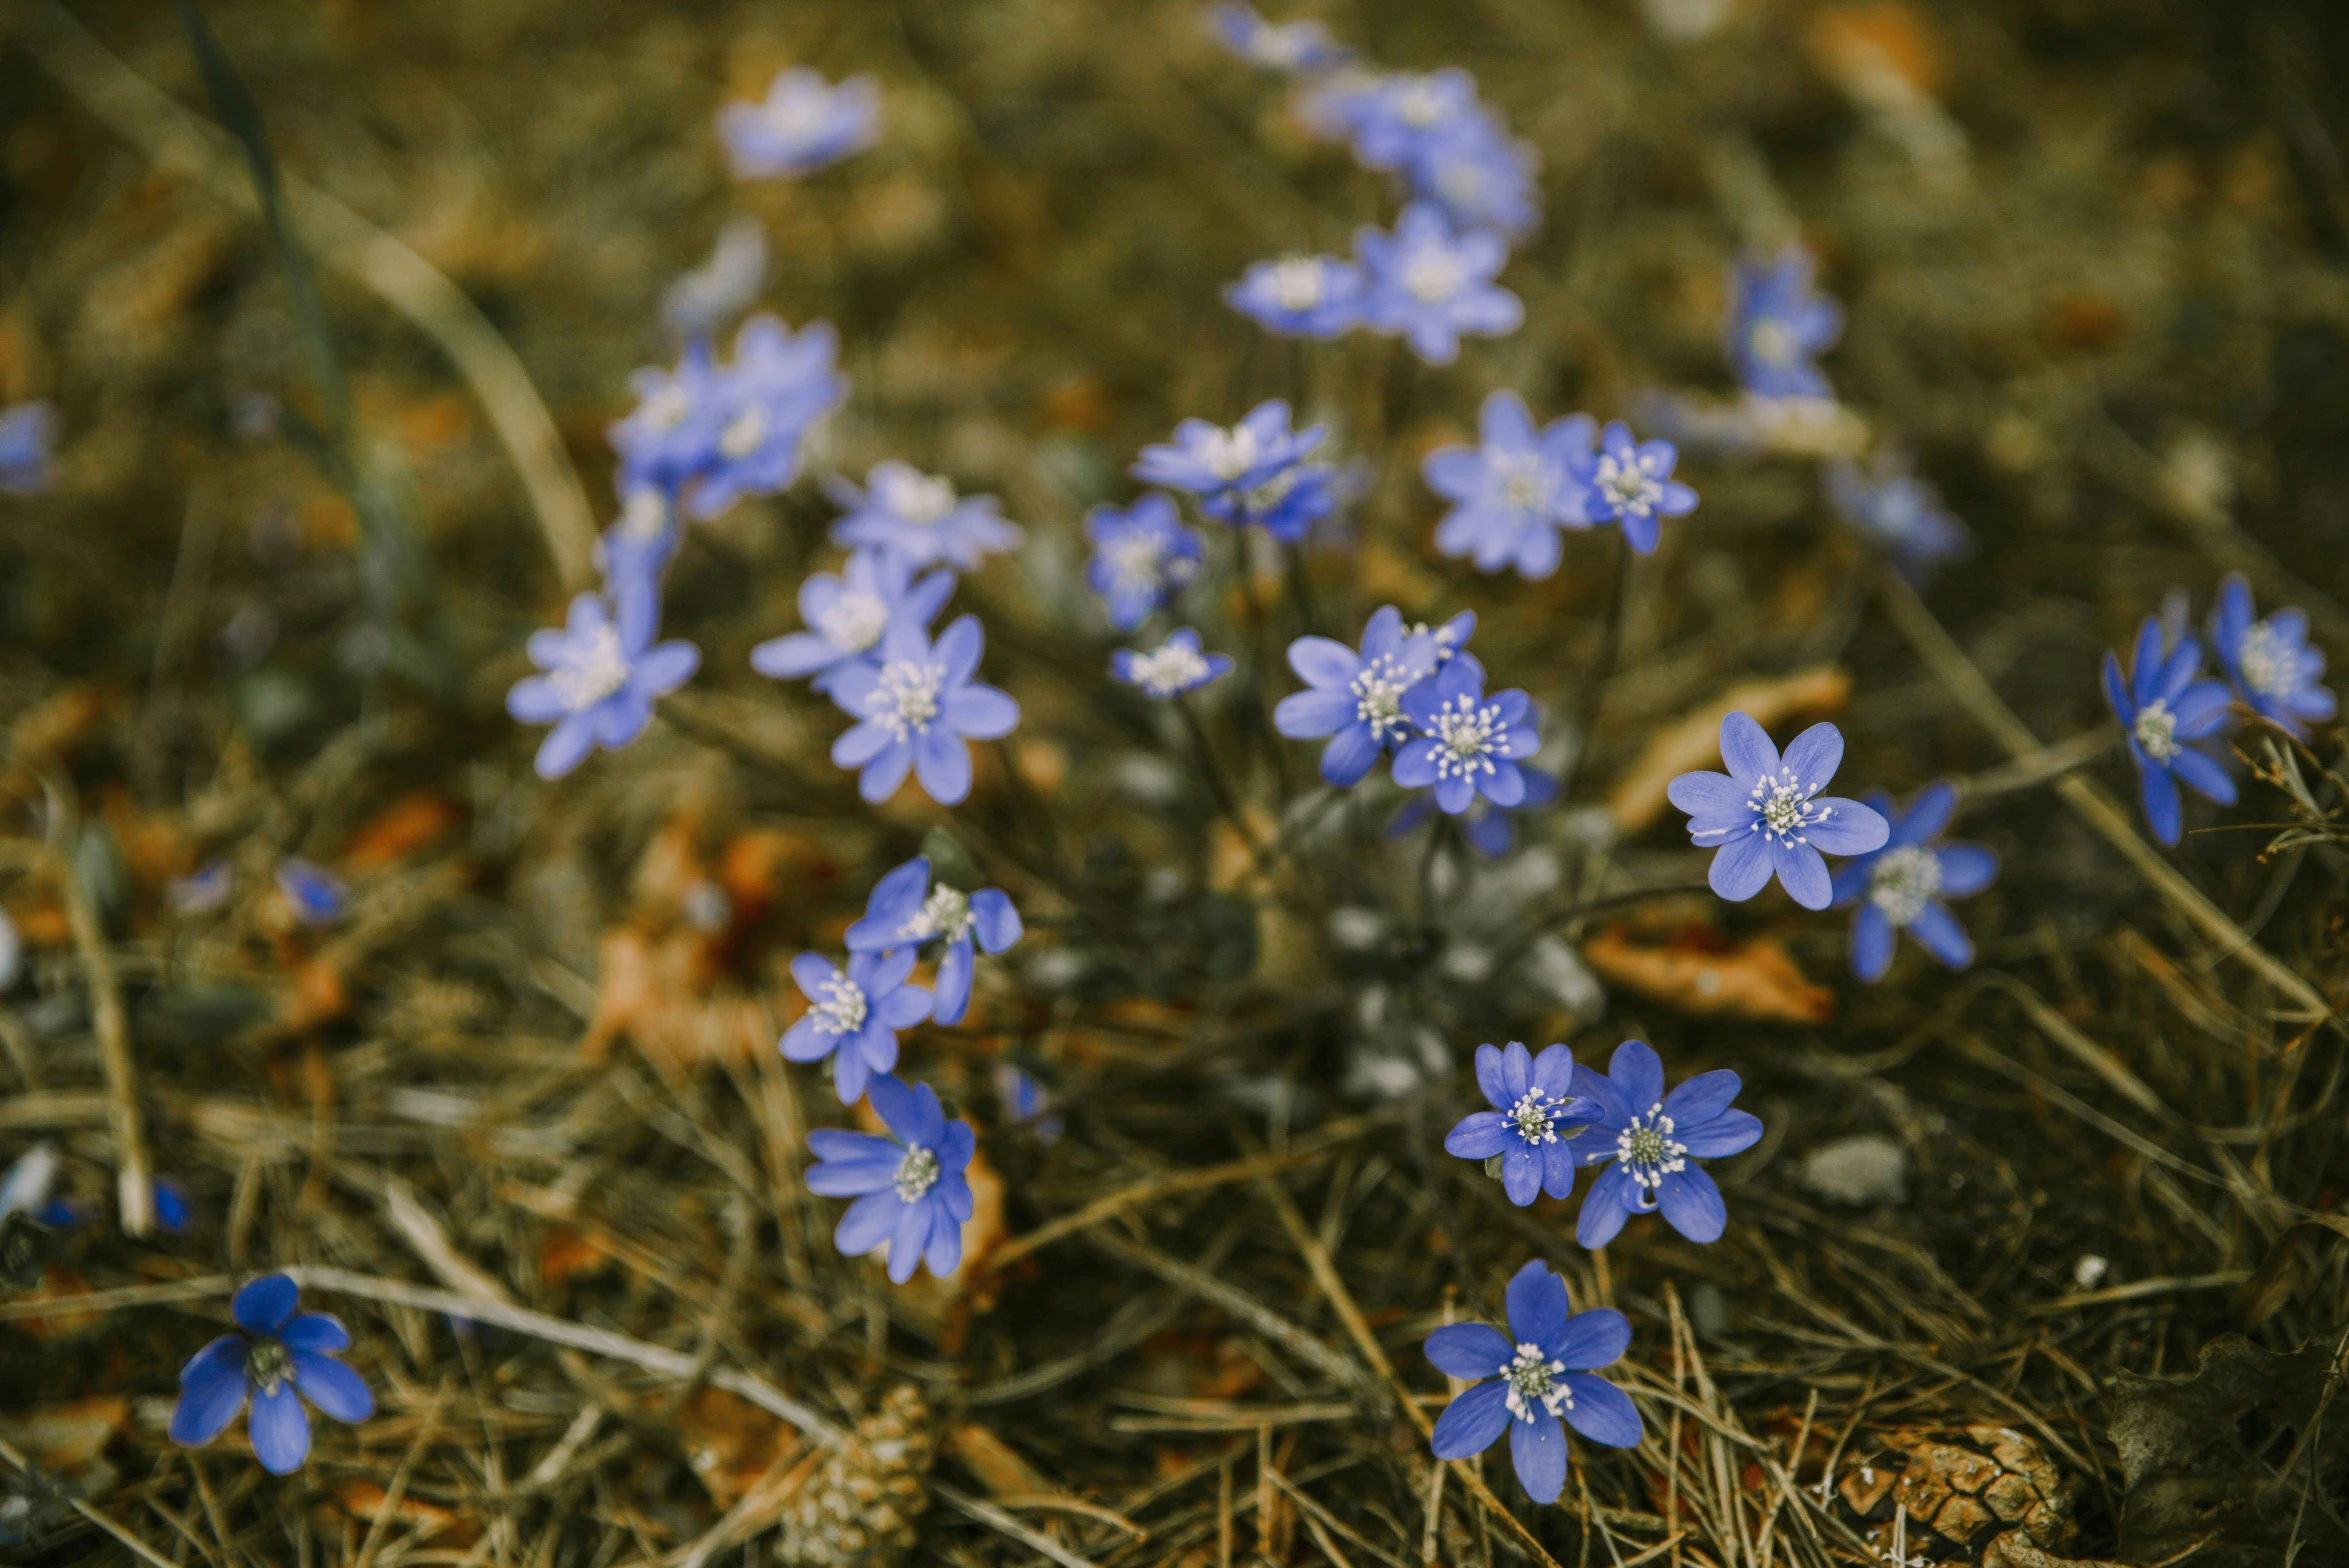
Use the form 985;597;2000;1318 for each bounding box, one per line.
1607;666;1852;833
948;1422;1058;1498
328;1481;478;1547
580;925;767;1068
677;1387;801;1506
341;790;463;871
538;1226;618;1288
1810;3;1945;96
0;1396;127;1471
1584;922;1833;1024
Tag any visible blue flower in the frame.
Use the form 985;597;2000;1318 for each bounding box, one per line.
1224;255;1365;339
508;592;701;780
1273;606;1440;785
1423;393;1594;580
168;862;234;916
170;1274;374;1475
1391;763;1555;857
846;856;1023;1027
1724;249;1842;401
1666;713;1889;909
1206;3;1350;72
1356;203;1523;365
1824;454;1968;585
690;316;846;521
2103;616;2237;846
33;1177;191;1234
1424;1260;1642;1504
595;486;684;613
782;950;933;1103
662;216;768;338
1221;460;1339;542
993;1063;1063;1142
1346;70;1483;174
1443;1043;1595;1205
1568;421;1697;554
826;614;1020;805
718;69;879;179
2211;573;2334;738
1113;628;1234;700
609;341;724;498
1395;655;1540;815
1830;783;1998;981
0;402;56;496
752;549;955;696
1132;399;1325;507
829;462;1023;571
1085;494;1205;629
274;861;346;928
806;1074;975;1283
1411;118;1541;241
1566;1040;1762;1248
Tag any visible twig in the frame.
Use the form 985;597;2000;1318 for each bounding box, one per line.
935;1480;1106;1568
1084;1230;1364;1390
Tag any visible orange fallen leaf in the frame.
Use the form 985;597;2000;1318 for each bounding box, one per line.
676;1386;800;1505
341;791;462;871
329;1481;477;1547
1607;667;1852;834
1809;3;1944;97
0;1396;127;1471
1583;922;1833;1025
539;1227;618;1287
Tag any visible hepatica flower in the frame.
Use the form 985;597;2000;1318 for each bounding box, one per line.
2212;572;2334;738
847;855;1023;1027
718;68;879;179
2103;616;2236;846
806;1074;975;1284
1831;783;1998;981
0;402;56;496
1114;629;1234;700
171;1274;373;1475
609;342;723;497
1396;655;1539;814
1423;392;1594;580
1568;1040;1761;1247
830;462;1023;571
1424;1260;1642;1504
1444;1043;1594;1205
1085;494;1204;629
783;949;933;1103
274;861;346;928
1225;254;1365;339
1724;249;1843;401
1274;606;1439;785
1392;764;1556;858
508;592;701;780
1666;714;1888;909
1133;399;1324;512
596;486;683;610
994;1063;1063;1142
752;549;954;696
827;615;1020;805
1206;3;1350;72
1347;69;1482;172
1569;421;1697;554
690;316;845;520
1825;453;1969;585
1414;119;1540;241
1357;203;1523;365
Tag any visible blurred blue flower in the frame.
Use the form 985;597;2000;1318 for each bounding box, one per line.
1132;399;1324;509
1569;421;1697;555
1443;1042;1594;1205
847;855;1023;1027
1085;495;1204;630
993;1063;1063;1142
1221;459;1339;541
1412;118;1540;241
752;549;954;696
806;1074;976;1283
609;341;724;498
829;462;1023;571
826;615;1019;805
1224;255;1365;339
1424;1260;1642;1504
595;486;684;613
1390;763;1555;857
168;862;234;917
782;950;933;1104
1113;628;1234;700
718;69;879;179
1567;1040;1761;1247
1666;713;1888;909
2103;616;2236;846
662;216;767;339
0;402;56;496
1423;392;1594;580
1724;249;1842;401
1824;453;1968;585
507;592;701;780
1347;70;1483;173
1206;3;1350;72
691;316;845;520
1273;606;1439;786
1395;654;1540;815
275;861;346;928
34;1177;191;1235
1831;782;1998;981
1410;609;1478;666
2211;572;2334;738
1357;203;1522;365
171;1274;373;1475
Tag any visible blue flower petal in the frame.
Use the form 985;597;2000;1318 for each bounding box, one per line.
1660;1069;1740;1127
1431;1378;1511;1460
1549;1307;1630;1371
276;1313;351;1354
1656;1167;1728;1243
1907;903;1974;969
292;1353;373;1424
1503;1259;1569;1347
1560;1373;1644;1448
170;1337;249;1447
1609;1042;1665;1114
1508;1407;1568;1503
1444;1112;1510;1159
1425;1323;1513;1381
249;1382;312;1474
233;1275;300;1336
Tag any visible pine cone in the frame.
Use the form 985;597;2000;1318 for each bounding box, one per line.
773;1387;936;1568
1835;1424;2077;1565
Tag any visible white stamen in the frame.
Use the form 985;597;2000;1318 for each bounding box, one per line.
900;885;974;945
1867;845;1942;927
881;470;959;525
1429;694;1508;780
814;590;889;654
1741;766;1829;847
810;974;868;1036
1349;655;1417;740
1594;451;1664;518
2237;622;2290;697
869;660;945;742
1129;639;1213;699
1267;257;1326;312
640;384;692;432
2132;700;2179;761
1493;452;1551;514
1500;1342;1572;1423
1616;1105;1688;1191
1401;247;1466;304
548;623;632;712
1747;317;1799;366
1507;1087;1563;1144
1197;425;1263;483
893;1145;941;1202
719;404;770;459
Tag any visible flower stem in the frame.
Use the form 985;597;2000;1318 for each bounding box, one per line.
1177;694;1266;856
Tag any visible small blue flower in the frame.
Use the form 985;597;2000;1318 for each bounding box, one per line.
718;69;879;179
1411;117;1541;241
1224;255;1366;339
782;949;934;1103
1423;392;1594;580
846;856;1023;1028
33;1177;191;1234
1443;1043;1595;1205
662;216;767;338
1132;399;1324;507
829;462;1023;571
1220;460;1339;542
691;316;846;521
1085;494;1205;629
508;593;701;781
1273;606;1440;786
2211;572;2334;738
1569;421;1697;555
806;1074;975;1283
170;1274;374;1475
1113;628;1235;700
1424;1259;1642;1504
826;615;1020;805
1206;3;1350;72
595;486;684;615
1666;713;1889;909
609;341;725;498
168;862;234;917
2103;616;2237;846
1390;763;1555;858
0;402;57;496
1831;783;1998;981
1395;655;1540;815
1567;1040;1762;1248
1824;454;1968;585
993;1063;1063;1142
275;861;346;928
752;549;955;696
1356;202;1523;365
1724;249;1842;401
1347;70;1483;174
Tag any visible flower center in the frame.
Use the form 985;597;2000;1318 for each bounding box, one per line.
1430;695;1506;778
1617;1107;1688;1189
767;89;833;142
1402;248;1466;304
617;487;669;541
640;384;692;432
893;1145;941;1202
1434;156;1486;206
2238;623;2289;696
1494;453;1551;514
1105;531;1169;590
1130;639;1213;698
1198;426;1262;483
1242;465;1302;515
810;974;868;1036
549;623;632;712
1269;257;1326;311
1748;317;1799;366
1595;453;1663;517
2132;700;2179;761
871;660;945;741
1508;1088;1561;1144
247;1337;294;1395
901;885;974;945
1396;80;1448;127
1501;1343;1571;1423
884;472;959;525
1406;620;1464;663
1743;768;1828;846
814;590;889;654
1868;845;1942;927
1350;656;1414;739
719;403;770;459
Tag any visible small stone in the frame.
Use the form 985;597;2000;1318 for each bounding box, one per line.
1797;1134;1909;1206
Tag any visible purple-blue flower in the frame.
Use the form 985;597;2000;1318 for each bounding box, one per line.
846;855;1022;1027
1824;453;1968;585
993;1063;1062;1142
0;402;56;496
1725;249;1842;402
1132;399;1324;507
2211;572;2334;738
1395;655;1540;815
1665;714;1889;909
1443;1042;1595;1205
1567;1040;1761;1248
782;949;934;1103
1356;203;1523;365
1206;3;1350;72
1423;392;1594;580
828;462;1023;571
609;341;724;498
275;861;346;928
751;549;955;696
507;592;701;781
596;486;684;613
170;1274;374;1475
1830;783;1998;981
1346;70;1483;173
806;1074;975;1283
1272;606;1440;786
1084;494;1204;629
690;316;846;520
1224;255;1366;339
2103;616;2237;846
1391;764;1555;858
718;69;880;179
1222;460;1339;542
1113;628;1234;700
826;614;1020;805
1424;1259;1642;1504
1412;117;1541;241
1569;421;1697;554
